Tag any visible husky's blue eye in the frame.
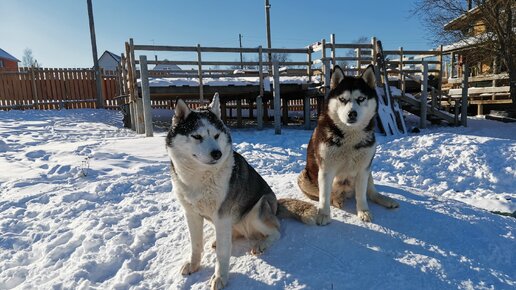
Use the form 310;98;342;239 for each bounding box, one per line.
191;135;203;141
357;97;366;103
214;134;220;140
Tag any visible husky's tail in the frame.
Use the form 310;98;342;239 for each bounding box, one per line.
297;169;319;201
277;198;317;225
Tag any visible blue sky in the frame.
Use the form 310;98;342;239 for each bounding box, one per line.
0;0;434;67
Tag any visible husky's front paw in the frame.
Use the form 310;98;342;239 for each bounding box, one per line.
210;274;227;290
315;208;331;226
357;210;373;222
180;261;200;275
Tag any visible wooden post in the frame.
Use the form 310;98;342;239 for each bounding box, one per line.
371;37;380;82
236;98;242;127
356;48;362;76
420;61;428;129
87;0;104;109
321;38;327;75
330;34;336;67
282;97;288;125
324;58;331;99
265;0;272;75
197;44;203;101
273;61;281;134
125;42;136;130
307;48;312;83
257;96;264;130
437;45;444;109
304;94;310;129
221;100;227;123
400;47;405;98
139;55;154;137
461;64;469;126
258;45;264;129
130;39;144;134
450;52;456;78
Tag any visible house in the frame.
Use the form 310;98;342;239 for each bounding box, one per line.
98;50;121;72
442;0;515;115
0;48;20;70
153;63;181;71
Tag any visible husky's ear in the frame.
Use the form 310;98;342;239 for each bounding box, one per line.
330;65;345;90
209;93;221;118
361;65;376;89
173;99;191;125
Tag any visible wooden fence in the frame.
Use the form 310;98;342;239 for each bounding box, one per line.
0;67;119;110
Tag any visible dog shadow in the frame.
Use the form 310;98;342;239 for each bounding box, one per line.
254;184;514;289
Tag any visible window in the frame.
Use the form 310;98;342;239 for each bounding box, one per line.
0;60;3;68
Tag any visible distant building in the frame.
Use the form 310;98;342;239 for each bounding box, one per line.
443;2;515;78
153;63;181;71
98;50;121;72
0;48;20;70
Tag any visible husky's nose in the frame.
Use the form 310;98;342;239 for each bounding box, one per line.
211;150;222;160
348;110;357;121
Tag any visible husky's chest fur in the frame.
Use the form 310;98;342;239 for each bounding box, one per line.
319;125;375;174
170;153;234;219
305;113;376;186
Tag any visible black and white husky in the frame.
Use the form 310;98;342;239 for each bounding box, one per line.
298;65;399;226
166;93;316;289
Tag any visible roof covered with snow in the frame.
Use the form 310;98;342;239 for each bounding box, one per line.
0;48;20;62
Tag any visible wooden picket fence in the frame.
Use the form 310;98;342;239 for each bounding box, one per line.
0;67;120;110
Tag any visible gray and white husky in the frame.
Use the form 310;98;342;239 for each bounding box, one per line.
298;65;399;226
166;93;316;290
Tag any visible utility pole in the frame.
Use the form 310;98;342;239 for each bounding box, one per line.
265;0;272;73
87;0;103;108
239;33;243;69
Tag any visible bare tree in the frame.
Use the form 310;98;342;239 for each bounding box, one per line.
337;36;369;69
22;48;40;67
413;0;516;115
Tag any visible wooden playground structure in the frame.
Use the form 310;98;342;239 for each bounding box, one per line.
118;34;475;137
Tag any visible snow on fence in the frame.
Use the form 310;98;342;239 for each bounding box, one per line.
0;67;120;110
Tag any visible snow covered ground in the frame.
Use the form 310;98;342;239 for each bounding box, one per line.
0;109;514;289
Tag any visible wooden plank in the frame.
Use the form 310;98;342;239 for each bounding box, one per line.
332;43;373;49
386;60;440;65
50;68;59;108
447;73;509;84
448;86;510;95
334;56;374;62
384;50;440;55
469;99;513;105
62;68;70;107
16;69;25;107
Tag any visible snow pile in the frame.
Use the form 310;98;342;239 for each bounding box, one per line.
141;76;320;88
0;110;514;289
